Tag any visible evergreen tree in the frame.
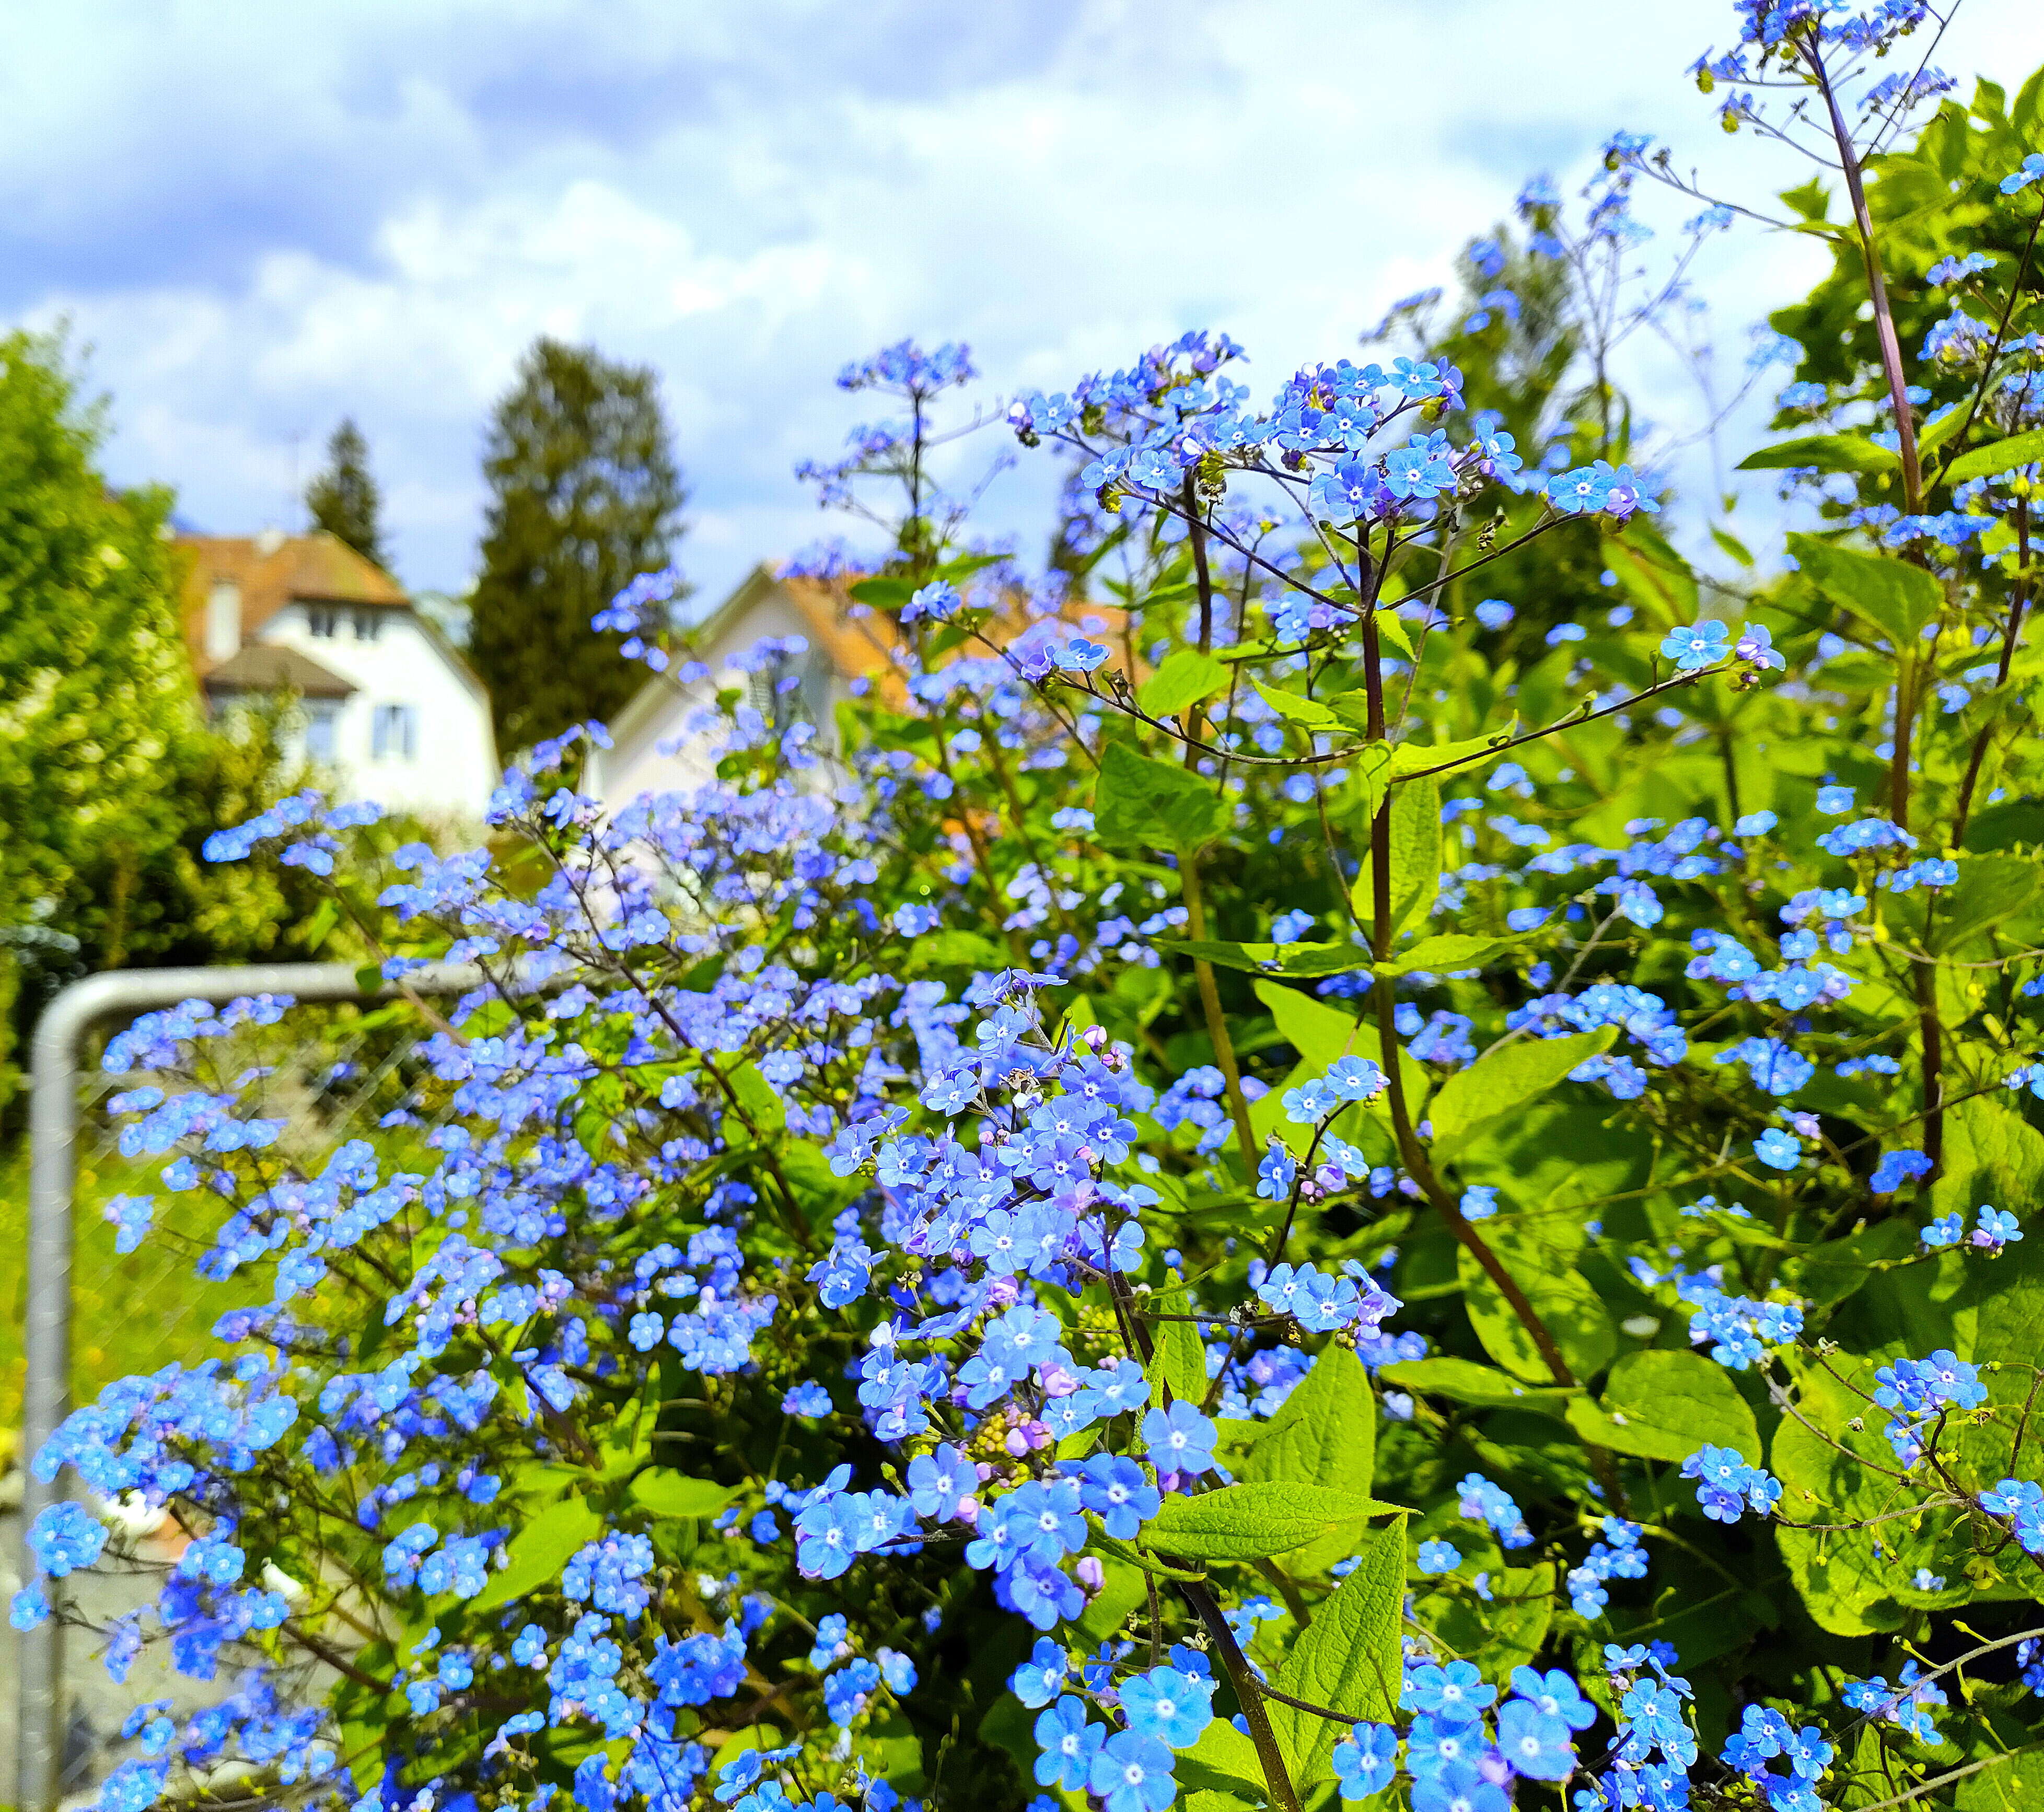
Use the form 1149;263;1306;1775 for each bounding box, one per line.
468;338;688;752
305;416;387;566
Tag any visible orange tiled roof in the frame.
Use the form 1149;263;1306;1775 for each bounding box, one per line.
176;531;407;679
761;570;1113;710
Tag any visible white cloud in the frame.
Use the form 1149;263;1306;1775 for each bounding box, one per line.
15;0;2044;605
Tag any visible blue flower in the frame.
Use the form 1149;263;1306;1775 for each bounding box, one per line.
1270;909;1316;946
1072;1454;1160;1540
1496;1698;1577;1780
1402;1659;1497;1717
1141;1401;1220;1477
1011;1637;1068;1709
1660;619;1731;670
1735;622;1785;670
1548;465;1613;515
782;1380;832;1417
1680;1444;1784;1523
1034;1698;1102;1790
1411;1762;1509;1812
27;1503;108;1579
1331;1721;1399;1799
1870;1148;1932;1193
1975;1206;2022;1252
1089;1728;1177;1812
1416;1539;1464;1575
1752;1128;1802;1170
1118;1665;1215;1747
2001;152;2044;194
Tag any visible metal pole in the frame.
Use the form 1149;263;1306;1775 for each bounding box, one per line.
18;960;485;1810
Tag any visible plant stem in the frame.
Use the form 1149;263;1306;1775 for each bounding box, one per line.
1176;1576;1304;1812
1359;593;1623;1500
1106;1269;1300;1812
1181;849;1261;1174
1952;498;2033;846
1808;46;1924;827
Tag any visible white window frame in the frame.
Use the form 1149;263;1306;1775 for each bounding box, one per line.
371;702;418;761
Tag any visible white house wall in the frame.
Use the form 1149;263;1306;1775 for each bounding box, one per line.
258;605;498;820
597;588;853;809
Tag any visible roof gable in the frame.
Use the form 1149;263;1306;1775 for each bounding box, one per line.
202;643;357;699
176;530;408;675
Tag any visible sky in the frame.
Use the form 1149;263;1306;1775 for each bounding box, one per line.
13;0;2044;616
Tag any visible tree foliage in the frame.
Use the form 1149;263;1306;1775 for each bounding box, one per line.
0;331;315;1113
468;337;689;753
305;416;388;568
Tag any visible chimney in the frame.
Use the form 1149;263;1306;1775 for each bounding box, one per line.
254;526;286;556
204;578;242;661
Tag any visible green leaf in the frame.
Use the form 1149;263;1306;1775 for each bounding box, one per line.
848;575;917;608
630;1472;739;1519
1142;1482;1402;1562
1355;774;1442;941
1737;433;1898;474
1709;525;1755;569
1140;648;1231;719
1931;853;2039;951
1347;739;1393;827
1916;403;1970;458
1372;608;1417;662
1378;932;1522;977
1945;426;2044;485
1143;1289;1210;1408
1787;531;1943;645
1565;1350;1761;1464
468;1496;602;1612
1378;1356;1577;1413
1769;1356;2028;1634
1180;1720;1269;1800
1426;1028;1616;1158
1458;1225;1616;1387
1958;1749;2044;1809
1253;979;1371;1071
727;1061;786;1134
1155;938;1374;978
1247;1343;1375;1497
1268;1521;1405;1785
1094;741;1228;853
1387;722;1520;780
934;551;1007;583
1252;680;1346;736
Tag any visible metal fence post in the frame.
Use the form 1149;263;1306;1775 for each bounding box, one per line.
18;960;484;1811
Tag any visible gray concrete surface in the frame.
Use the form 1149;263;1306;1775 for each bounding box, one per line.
2;1488;231;1807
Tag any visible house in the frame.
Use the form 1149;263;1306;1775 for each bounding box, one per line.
588;562;1116;813
588;563;909;806
177;528;499;821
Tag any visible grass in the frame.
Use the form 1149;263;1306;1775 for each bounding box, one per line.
0;1136;261;1458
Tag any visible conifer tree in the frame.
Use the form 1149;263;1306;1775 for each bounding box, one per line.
305;417;387;567
468;338;688;752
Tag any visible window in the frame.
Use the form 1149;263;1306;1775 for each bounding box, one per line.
371;703;417;760
304;701;340;761
307;607;339;638
354;610;382;642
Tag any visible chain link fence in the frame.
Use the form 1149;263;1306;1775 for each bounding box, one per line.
7;963;480;1809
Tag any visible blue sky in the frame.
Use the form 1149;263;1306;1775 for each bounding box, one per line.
16;0;2044;612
